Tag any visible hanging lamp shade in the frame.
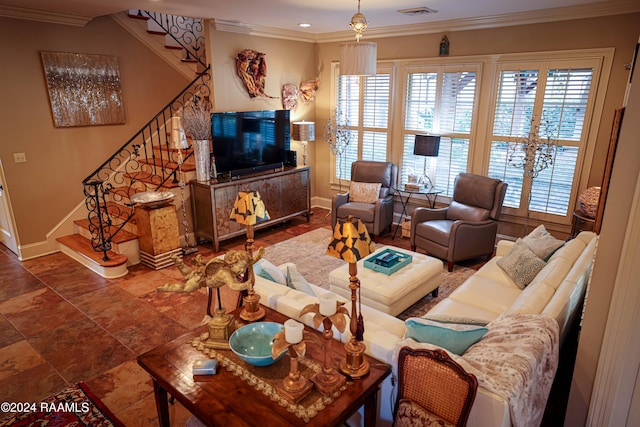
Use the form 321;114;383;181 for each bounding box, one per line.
340;42;377;76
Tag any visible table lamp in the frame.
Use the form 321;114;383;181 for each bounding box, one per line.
326;216;375;378
414;135;440;189
230;190;270;321
292;121;315;165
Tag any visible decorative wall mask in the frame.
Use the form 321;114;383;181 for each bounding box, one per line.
282;83;299;110
236;49;277;98
299;79;319;104
41;51;125;127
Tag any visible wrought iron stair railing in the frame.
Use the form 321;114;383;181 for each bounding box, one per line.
82;66;211;261
129;9;206;69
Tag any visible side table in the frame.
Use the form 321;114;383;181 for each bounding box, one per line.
392;186;442;239
571;210;595;237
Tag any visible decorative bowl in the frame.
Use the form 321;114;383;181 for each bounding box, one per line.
130;191;175;208
229;322;286;367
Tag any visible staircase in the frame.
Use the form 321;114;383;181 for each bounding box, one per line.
56;10;209;279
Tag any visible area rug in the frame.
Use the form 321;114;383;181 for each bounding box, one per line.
0;382;124;427
262;228;476;320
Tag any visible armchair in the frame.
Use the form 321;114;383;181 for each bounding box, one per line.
331;160;398;242
393;347;477;427
411;173;507;271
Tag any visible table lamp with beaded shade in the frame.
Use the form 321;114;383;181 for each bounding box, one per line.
230;190;270;322
326;215;375;378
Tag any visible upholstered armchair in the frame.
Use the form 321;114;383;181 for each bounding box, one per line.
331;160;398;242
410;173;507;271
393;347;477;427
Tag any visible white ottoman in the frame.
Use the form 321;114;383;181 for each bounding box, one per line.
328;245;442;316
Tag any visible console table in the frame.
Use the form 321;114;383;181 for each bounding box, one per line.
392;185;443;239
190;167;311;251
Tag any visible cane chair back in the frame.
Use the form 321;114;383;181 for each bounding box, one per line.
393;347;478;427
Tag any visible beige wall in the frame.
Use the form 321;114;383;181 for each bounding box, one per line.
0;16;189;246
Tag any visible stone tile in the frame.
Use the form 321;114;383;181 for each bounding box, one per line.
111;313;188;355
0;288;85;338
115;393;192;427
0;267;44;302
27;318;135;384
0;315;24;348
84;359;153;414
0;340;46;381
0;361;67;403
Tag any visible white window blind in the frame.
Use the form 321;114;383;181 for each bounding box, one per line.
488;65;594;217
335;71;392;182
402;70;477;196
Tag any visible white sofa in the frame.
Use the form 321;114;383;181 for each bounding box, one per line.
252;230;598;427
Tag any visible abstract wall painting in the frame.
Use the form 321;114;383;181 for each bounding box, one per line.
41;51;125;127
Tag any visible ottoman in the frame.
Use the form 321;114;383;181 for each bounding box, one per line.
328;245;442;316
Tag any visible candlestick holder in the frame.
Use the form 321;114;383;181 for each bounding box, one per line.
299;300;349;397
272;326;313;404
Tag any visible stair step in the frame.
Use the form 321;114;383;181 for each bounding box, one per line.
138;157;196;172
73;219;139;244
127;10;149;20
124;172;186;188
57;234;128;268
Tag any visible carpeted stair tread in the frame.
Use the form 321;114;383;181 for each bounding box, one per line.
57;234;128;267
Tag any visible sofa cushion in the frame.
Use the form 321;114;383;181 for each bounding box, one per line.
505;281;556;315
447;275;522;315
254;258;287;285
349;181;382;203
286;266;315;296
497;239;547;289
548;236;587;263
415;220;453;246
426;298;499;325
336;202;376;223
527;257;573;291
523;225;565;260
404;318;488;355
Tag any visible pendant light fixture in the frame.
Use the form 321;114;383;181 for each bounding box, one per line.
340;0;377;76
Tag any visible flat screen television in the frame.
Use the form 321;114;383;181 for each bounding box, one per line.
211;109;290;178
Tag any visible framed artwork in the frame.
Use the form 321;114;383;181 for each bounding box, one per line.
41;51;125;127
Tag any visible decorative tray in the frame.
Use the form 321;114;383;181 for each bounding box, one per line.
363;248;412;275
130;191;175;208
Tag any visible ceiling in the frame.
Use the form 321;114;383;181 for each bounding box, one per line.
1;0;639;40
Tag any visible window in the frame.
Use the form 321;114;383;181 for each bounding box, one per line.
487;62;596;219
402;68;478;196
333;69;392;182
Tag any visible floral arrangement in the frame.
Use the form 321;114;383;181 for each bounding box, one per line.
181;102;211;141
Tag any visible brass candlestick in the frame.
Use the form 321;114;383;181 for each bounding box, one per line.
239;224;265;322
272;323;313;404
339;263;370;378
300;299;349;397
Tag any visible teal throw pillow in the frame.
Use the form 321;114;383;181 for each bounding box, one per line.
404;318;488;355
286;266;316;296
254;259;287;285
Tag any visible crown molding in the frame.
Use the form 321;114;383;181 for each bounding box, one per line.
213;19;317;43
0;4;92;26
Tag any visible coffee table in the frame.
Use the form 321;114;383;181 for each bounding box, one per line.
329;245;442;316
137;306;391;427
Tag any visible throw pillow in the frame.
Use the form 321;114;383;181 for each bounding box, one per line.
522;224;565;260
349;182;382;203
497;238;547;289
253;259;287;285
286;266;316;296
404;318;488;355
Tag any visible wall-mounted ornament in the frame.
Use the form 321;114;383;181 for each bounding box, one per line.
439;35;450;56
299;79;319;104
41;51;125;127
282;83;299;110
236;49;277;98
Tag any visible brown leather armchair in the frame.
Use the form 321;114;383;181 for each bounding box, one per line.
332;160;398;242
410;173;507;271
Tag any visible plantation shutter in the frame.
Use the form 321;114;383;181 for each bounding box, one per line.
402;70;477;196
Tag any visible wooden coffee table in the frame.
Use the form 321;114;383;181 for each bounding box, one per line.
137;306;391;426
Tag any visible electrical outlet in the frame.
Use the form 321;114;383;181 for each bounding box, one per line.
13;153;27;163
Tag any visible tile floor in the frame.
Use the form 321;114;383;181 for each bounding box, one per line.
0;207;573;426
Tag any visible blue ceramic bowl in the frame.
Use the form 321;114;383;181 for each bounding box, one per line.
229;322;286;367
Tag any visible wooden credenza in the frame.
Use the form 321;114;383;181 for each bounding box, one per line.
190;167;311;251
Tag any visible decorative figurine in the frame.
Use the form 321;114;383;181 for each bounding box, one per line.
439;35;450;56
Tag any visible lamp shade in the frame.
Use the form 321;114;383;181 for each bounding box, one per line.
414;135;441;157
229;190;270;226
292;121;315;142
326;217;374;263
340;42;377;76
